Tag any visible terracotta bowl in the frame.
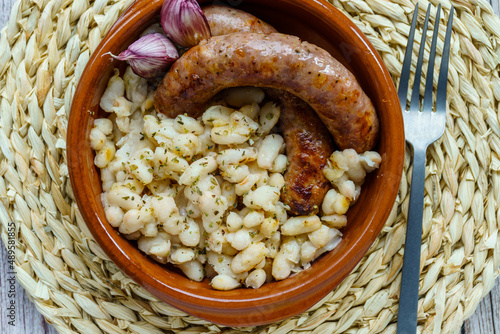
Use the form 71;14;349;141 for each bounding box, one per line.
67;0;404;326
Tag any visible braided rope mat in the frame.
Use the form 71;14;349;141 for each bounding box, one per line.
0;0;499;332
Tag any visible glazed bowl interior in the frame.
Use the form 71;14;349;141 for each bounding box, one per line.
67;0;404;326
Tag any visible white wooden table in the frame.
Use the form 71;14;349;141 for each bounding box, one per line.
0;0;499;333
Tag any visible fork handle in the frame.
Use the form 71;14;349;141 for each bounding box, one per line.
396;146;427;334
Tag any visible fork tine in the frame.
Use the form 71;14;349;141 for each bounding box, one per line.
436;5;454;114
409;4;432;112
398;3;419;111
422;4;441;112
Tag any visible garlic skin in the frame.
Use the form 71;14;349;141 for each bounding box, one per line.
161;0;211;47
111;33;179;78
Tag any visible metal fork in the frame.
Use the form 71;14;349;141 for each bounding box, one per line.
396;4;454;333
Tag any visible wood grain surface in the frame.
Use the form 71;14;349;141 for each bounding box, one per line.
0;0;499;333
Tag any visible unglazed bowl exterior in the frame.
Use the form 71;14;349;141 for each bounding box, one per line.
67;0;404;326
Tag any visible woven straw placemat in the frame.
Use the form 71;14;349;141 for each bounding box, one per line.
1;0;499;333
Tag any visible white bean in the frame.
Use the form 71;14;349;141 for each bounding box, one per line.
272;252;292;280
260;217;279;238
281;215;321;236
239;102;260;119
118;179;144;194
221;181;236;209
138;232;171;259
272;237;301;280
268;173;285;190
179;218;201;247
106;186;141;210
128;149;154;184
308;224;330;248
186;202;201;218
179;155;218;185
207;227;226;253
269;154;287;173
329;150;349;171
94;141;116;168
111;96;133;117
168;133;200;159
335;177;356;200
120;208;149;234
101;167;116;192
150;196;177;221
154;147;189;175
217;148;257;165
243;186;280;212
322;189;350;215
100;72;125;113
147;180;178;196
94;118;113;136
300;241;317;264
256;102;280;136
255;169;270;188
104;205;124;228
198;192;229;233
243;210;264;228
323;164;344;183
178;260;204;282
314;228;342;260
320;214;348;228
173;115;204;135
141;222;158;237
202;105;233;127
231;242;267;274
211;126;249;145
124;66;148;109
163;213;185;235
220;164;250;183
115;115;130;133
257;134;284;169
245;269;266;289
170;247;196;264
280;237;300;264
207;252;238;277
226;212;244;232
271;202;288;225
184;175;220;204
211;112;258;145
211;274;241;290
90;127;107;151
360;151;382;172
226;228;252;251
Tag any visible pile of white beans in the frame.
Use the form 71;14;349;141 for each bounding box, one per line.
90;67;381;290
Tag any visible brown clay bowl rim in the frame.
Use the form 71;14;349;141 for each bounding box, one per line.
67;0;404;326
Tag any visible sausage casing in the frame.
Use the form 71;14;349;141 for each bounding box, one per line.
154;32;379;153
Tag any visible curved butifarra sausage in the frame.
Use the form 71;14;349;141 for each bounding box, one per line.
203;5;336;215
265;90;334;215
154;32;379;153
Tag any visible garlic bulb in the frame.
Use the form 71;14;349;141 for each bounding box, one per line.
111;33;179;78
161;0;211;47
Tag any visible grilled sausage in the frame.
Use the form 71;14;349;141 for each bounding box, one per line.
154;32;379;153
